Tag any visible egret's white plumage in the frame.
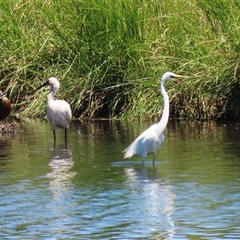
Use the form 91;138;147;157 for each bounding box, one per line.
123;72;186;165
35;77;72;144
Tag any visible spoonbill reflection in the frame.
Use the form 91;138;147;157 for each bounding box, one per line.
47;147;75;201
123;72;186;165
34;77;72;145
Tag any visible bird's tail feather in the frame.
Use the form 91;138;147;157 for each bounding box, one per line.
123;142;137;158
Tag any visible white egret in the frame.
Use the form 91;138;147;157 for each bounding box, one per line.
123;72;186;165
34;77;72;145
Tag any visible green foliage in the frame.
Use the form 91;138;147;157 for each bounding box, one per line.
1;0;240;120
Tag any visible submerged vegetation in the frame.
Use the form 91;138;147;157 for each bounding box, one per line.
1;0;240;120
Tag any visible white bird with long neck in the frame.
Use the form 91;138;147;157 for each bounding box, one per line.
123;72;186;165
34;77;72;145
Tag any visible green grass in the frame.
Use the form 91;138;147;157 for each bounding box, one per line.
1;0;240;120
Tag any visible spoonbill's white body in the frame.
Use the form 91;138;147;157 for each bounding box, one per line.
35;77;72;144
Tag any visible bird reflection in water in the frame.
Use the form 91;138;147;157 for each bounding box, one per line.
125;167;175;239
0;137;12;171
46;146;76;201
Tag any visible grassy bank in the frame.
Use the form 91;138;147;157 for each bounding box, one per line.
1;0;240;120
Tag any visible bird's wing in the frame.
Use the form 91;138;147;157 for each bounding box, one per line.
141;126;163;153
47;100;72;128
123;125;158;158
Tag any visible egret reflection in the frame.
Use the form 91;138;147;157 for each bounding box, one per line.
124;167;175;239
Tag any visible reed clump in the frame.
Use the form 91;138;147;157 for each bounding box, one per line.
1;0;240;120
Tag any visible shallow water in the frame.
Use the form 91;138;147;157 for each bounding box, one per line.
0;119;240;239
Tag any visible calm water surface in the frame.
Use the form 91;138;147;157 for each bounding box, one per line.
0;119;240;239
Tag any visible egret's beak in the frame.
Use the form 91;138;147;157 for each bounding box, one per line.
172;73;188;79
32;81;49;94
172;73;188;83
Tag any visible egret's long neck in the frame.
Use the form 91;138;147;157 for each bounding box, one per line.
157;80;169;134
